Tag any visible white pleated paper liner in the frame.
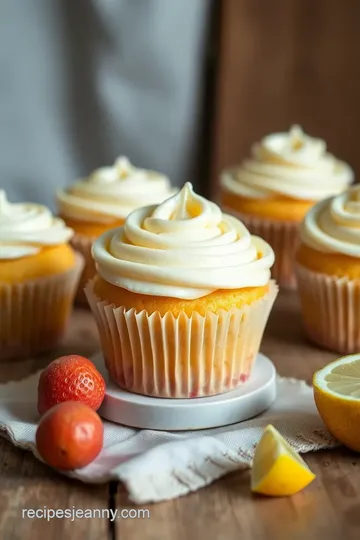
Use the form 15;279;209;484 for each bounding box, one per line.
85;279;278;398
0;253;83;361
296;263;360;354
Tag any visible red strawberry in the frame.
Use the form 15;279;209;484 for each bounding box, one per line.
38;355;106;415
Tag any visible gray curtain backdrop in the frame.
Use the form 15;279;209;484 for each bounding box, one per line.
0;0;210;209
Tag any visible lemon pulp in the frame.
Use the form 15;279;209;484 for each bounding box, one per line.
313;354;360;452
251;425;315;496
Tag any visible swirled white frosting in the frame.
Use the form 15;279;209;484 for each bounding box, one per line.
92;183;275;299
57;156;176;223
221;125;353;201
0;191;73;260
300;185;360;257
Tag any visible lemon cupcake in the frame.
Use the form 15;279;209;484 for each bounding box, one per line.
221;125;353;288
57;156;176;304
0;191;82;360
85;183;278;398
296;185;360;353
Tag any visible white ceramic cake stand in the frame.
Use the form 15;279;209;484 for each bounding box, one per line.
93;353;277;431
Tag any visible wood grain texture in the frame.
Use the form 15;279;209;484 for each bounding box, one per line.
115;290;360;539
1;295;360;539
117;450;360;540
0;309;107;539
0;438;110;540
212;0;360;195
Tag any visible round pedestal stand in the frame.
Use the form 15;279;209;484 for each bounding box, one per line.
94;353;276;431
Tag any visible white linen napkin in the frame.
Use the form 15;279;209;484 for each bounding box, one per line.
0;363;337;504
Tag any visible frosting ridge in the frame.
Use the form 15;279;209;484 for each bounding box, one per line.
92;183;275;299
300;185;360;257
57;156;176;223
0;191;73;260
221;125;353;201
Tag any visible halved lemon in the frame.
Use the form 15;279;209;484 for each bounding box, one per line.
313;353;360;452
251;425;316;496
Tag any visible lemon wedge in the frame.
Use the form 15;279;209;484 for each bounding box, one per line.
313;354;360;452
251;425;316;496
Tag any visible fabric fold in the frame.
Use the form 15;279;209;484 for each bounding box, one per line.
0;362;338;503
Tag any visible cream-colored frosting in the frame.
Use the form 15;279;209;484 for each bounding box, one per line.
57;156;176;223
0;191;73;260
222;125;353;201
92;182;275;299
300;185;360;257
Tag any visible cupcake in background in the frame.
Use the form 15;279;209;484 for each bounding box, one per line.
0;191;82;360
220;125;353;287
296;185;360;354
86;183;278;398
57;156;176;304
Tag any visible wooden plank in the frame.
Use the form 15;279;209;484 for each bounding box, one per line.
212;0;360;195
0;437;111;540
1;298;359;539
115;290;360;539
0;310;109;539
116;449;360;540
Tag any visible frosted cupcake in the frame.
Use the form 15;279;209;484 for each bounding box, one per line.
57;156;176;304
0;191;82;360
221;126;353;288
85;183;278;398
296;185;360;353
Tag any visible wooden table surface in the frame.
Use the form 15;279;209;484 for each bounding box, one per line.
1;290;360;539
